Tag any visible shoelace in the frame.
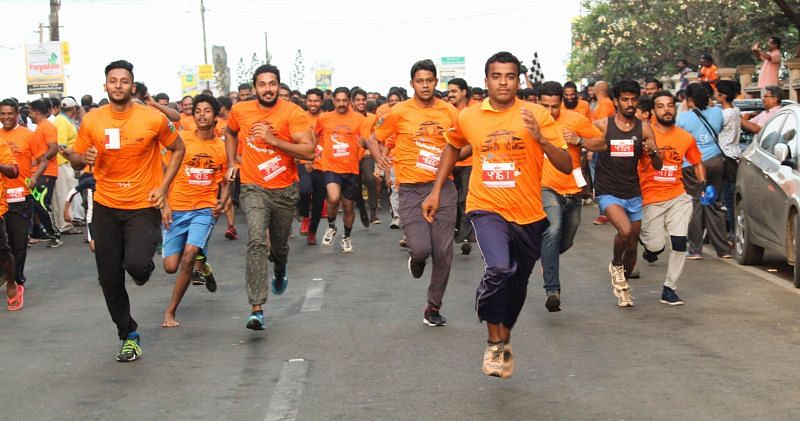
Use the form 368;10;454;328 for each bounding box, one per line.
121;339;139;354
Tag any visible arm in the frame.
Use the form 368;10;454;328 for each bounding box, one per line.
694;161;706;184
147;97;181;122
366;133;392;171
583;119;609;152
151;135;185;208
28;156;48;187
642;124;663;170
224;126;239;181
741;116;761;135
252;123;315;160
457;144;472;161
43;140;58;161
421;144;461;222
522;108;571;174
0;163;18;179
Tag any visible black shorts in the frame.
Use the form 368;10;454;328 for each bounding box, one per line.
323;171;360;201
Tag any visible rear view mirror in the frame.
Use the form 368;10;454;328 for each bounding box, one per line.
774;143;790;163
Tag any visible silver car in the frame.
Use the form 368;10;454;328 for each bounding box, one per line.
735;103;800;286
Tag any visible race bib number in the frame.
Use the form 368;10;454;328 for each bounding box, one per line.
654;165;678;183
188;168;213;186
416;149;440;173
482;162;515;188
6;187;24;203
104;128;121;150
572;167;587;188
610;138;634;157
258;156;286;182
332;142;350;158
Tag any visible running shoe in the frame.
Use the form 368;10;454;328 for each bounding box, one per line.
398;237;408;248
686;252;703;260
461;241;472;255
300;217;310;236
47;237;63;248
390;217;400;229
609;263;634;307
371;216;382;225
272;271;288;295
423;307;447;326
307;232;318;245
482;342;506;378
341;236;353;253
202;263;216;293
593;215;609;225
116;335;142;362
408;257;426;279
660;286;684;306
191;270;206;286
246;311;265;330
503;343;515;376
545;291;561;312
225;225;238;240
321;227;337;246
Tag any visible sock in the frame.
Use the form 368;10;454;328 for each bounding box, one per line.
344;226;352;237
127;331;140;341
328;220;336;229
253;310;263;316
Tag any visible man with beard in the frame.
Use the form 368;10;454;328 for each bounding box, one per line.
644;78;663;97
351;88;380;226
562;81;591;120
223;64;314;330
65;60;185;361
582;79;660;308
638;91;705;305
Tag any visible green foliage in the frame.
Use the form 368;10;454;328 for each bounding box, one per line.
569;0;800;82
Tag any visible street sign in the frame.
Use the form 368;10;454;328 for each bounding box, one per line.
315;68;332;91
198;64;215;82
439;56;465;90
25;42;65;95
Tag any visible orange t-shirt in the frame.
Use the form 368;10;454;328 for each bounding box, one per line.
543;110;603;195
34;118;58;177
562;99;592;121
167;131;227;211
700;65;719;82
591;97;615;122
455;101;479;167
447;99;567;225
375;103;396;151
73;103;179;210
316;110;370;175
361;112;378;159
306;111;322;168
226;99;310;189
374;98;458;184
0;125;42;201
638;125;701;205
215;117;228;140
179;114;197;133
0;140;18;217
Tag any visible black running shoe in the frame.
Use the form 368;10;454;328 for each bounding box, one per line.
423;307;447;326
408;257;425;279
545;291;561;312
191;270;206;286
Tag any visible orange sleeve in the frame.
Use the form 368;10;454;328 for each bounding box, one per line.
575;115;603;139
226;106;241;133
446;114;468;149
685;140;702;165
73;119;93;154
358;115;371;139
156;115;179;148
314;115;324;138
533;107;567;149
44;123;58;145
289;107;310;136
374;111;398;143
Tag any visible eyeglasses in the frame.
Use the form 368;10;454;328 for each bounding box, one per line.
763;95;775;98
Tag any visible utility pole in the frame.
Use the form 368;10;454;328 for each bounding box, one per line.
264;32;272;64
200;0;208;64
49;0;61;41
38;23;45;44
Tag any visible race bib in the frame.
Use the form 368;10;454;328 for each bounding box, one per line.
258;156;286;182
6;187;24;203
572;167;587;188
188;168;213;186
482;162;515;188
416;149;440;173
332;142;350;158
610;138;634;157
654;165;678;183
104;128;121;150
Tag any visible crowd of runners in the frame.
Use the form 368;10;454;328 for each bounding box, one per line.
0;47;777;379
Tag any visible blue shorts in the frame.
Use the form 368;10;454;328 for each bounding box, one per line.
162;208;216;258
323;171;360;201
596;195;643;222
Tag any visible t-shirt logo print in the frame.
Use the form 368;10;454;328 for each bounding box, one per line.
185;153;218;185
481;130;526;164
415;121;444;140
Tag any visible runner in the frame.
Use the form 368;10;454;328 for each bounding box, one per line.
161;94;229;327
0;98;43;305
367;59;460;327
351;88;379;227
178;96;197;132
0;136;20;310
223;64;314;331
422;52;572;378
638;91;707;306
446;77;476;255
537;81;603;312
582;79;661;308
316;87;370;252
304;88;325;245
28;99;62;248
562;81;591;120
216;95;238;240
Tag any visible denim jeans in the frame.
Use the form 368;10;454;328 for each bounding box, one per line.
541;188;582;293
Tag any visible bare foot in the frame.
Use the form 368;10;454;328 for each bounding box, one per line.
162;313;181;328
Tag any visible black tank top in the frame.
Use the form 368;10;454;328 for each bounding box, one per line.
594;116;643;199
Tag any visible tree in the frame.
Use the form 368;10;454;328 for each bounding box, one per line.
236;53;264;87
569;0;799;82
291;49;305;90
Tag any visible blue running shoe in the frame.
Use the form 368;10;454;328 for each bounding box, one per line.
272;271;288;295
246;311;265;330
660;286;684;306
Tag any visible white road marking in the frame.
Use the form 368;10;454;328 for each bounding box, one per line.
300;278;326;312
264;359;309;421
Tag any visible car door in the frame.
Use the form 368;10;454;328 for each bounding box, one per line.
753;112;793;248
742;112;787;243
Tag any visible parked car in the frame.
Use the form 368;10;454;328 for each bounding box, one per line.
734;103;800;286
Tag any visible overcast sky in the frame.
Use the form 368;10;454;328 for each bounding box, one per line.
0;0;580;101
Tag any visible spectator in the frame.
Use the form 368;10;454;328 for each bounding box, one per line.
741;85;782;134
752;36;782;88
715;80;742;242
676;59;693;91
698;54;719;86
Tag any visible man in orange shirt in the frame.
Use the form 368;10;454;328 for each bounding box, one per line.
304;88;325;244
0;99;36;310
563;81;591;120
538;81;604;312
699;54;719;87
423;52;572;378
65;60;185;362
28;99;62;248
446;77;476;255
178;96;197;132
352;88;379;227
0;137;20;310
368;59;460;327
223;64;314;331
638;91;706;306
215;95;238;240
316;87;370;253
161;94;229;327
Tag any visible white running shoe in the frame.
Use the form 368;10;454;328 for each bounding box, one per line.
341;236;353;253
321;227;337;246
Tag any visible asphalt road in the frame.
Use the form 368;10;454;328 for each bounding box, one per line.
1;205;799;420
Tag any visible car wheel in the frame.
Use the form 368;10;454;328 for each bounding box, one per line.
794;214;800;288
735;199;763;265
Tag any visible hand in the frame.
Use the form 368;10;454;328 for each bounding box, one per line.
700;184;717;206
375;154;393;171
643;137;658;155
304;162;313;172
148;187;166;209
144;93;155;106
226;166;238;183
751;42;760;52
421;192;440;223
85;146;98;166
27;176;38;189
562;129;579;146
521;108;543;142
161;206;173;230
252;123;279;146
